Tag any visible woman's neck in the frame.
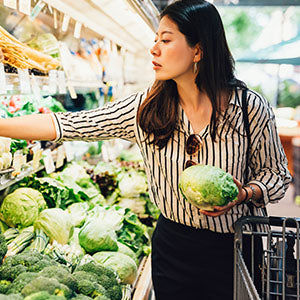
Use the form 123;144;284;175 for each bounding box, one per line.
176;80;209;111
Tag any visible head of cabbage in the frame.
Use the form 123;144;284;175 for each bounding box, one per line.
179;165;238;211
0;188;46;228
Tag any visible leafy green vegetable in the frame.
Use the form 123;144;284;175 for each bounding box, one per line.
179;165;239;211
34;208;73;245
118;170;148;197
116;242;137;264
17;175;83;210
0;188;46;228
78;219;118;254
93;251;138;284
117;208;150;257
67;203;89;228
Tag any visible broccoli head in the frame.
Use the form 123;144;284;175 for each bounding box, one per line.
97;274;118;290
76;280;108;298
7;272;38;294
106;285;122;300
21;276;72;298
72;271;98;285
0;264;27;281
38;266;77;292
27;258;58;273
4;250;43;268
0;280;12;294
0;234;7;263
75;262;116;281
23;291;67;300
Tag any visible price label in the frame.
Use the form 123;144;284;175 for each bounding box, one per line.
43;149;55;174
56;145;65;168
30;0;45;20
53;8;58;29
68;84;77;99
63;142;74;162
74;21;82;39
31;143;42;171
12;150;24;176
0;63;7;94
48;69;57;94
31;74;41;102
57;71;67;94
18;69;31;94
4;0;17;9
62;14;70;32
19;0;31;15
47;4;53;14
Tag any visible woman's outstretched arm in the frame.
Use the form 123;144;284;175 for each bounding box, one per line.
0;114;56;141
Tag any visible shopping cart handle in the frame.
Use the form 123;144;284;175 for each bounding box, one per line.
268;216;300;227
234;216;300;233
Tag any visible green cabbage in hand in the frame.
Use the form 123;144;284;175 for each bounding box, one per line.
179;165;238;211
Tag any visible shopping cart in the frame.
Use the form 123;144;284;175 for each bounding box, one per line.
234;216;300;300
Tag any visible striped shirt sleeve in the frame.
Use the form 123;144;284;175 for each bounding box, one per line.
51;92;142;143
247;91;292;206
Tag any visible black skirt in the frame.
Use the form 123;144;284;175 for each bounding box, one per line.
151;214;262;300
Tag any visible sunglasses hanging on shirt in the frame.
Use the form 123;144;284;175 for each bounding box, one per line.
184;134;203;169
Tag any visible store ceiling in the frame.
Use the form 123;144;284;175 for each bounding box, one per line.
152;0;300;11
212;0;300;6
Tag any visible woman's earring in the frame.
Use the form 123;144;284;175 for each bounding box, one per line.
193;62;198;74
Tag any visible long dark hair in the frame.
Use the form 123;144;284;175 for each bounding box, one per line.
137;0;246;148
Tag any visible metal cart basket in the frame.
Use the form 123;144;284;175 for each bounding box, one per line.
234;216;300;300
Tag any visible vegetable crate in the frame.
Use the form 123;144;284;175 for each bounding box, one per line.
234;216;300;300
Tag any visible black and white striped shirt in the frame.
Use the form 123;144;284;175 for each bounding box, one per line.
52;88;292;233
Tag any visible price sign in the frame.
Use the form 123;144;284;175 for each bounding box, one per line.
12;150;25;176
30;0;45;20
63;142;74;162
32;143;42;171
31;74;41;102
48;69;57;94
57;71;67;94
68;84;77;99
53;8;58;29
0;63;7;94
74;21;82;39
56;145;65;168
18;69;31;94
62;14;70;32
4;0;17;9
19;0;31;15
43;149;55;174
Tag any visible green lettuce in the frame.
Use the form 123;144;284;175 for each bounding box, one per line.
179;165;238;211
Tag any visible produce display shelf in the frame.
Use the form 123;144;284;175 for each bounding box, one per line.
132;255;152;300
0;73;103;96
0;163;44;192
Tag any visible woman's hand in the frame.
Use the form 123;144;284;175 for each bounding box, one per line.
200;177;247;217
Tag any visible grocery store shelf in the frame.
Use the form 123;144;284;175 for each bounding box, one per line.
0;73;103;96
0;164;44;192
42;0;157;54
0;147;60;192
132;255;152;300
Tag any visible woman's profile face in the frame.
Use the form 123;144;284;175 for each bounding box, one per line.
150;16;198;82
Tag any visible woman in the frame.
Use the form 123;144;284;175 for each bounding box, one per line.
0;1;291;299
